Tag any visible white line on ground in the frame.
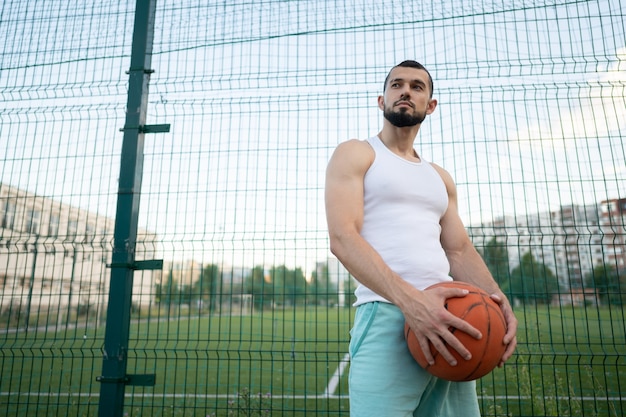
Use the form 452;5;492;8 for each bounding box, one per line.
2;392;625;402
323;352;350;397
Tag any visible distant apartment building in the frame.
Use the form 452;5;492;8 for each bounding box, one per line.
0;182;160;320
600;198;626;271
468;201;623;291
549;204;602;289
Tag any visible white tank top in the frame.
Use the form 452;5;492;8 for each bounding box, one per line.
353;136;453;306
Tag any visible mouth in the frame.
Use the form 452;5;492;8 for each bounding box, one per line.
394;101;414;108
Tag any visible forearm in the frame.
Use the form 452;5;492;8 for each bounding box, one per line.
447;243;504;297
448;241;518;360
329;231;420;308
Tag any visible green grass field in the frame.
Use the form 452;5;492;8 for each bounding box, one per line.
1;305;625;416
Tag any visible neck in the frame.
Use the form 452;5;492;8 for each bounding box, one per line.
377;125;422;161
379;121;420;145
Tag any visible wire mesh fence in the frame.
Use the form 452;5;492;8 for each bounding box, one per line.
1;0;625;416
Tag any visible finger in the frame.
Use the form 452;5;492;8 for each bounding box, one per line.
503;337;517;361
503;321;517;344
429;335;459;366
490;293;503;303
418;331;466;367
498;337;517;367
440;328;474;362
490;294;518;344
447;314;482;340
501;309;518;345
416;336;435;365
438;287;470;300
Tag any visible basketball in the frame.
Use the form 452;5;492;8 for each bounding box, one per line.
404;281;507;381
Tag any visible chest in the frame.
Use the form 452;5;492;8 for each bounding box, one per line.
363;156;448;217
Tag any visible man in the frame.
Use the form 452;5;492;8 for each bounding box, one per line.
325;60;517;416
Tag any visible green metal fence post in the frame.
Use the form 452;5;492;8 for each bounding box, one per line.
97;0;163;415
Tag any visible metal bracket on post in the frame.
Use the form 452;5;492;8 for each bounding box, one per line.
126;68;155;75
107;259;164;270
119;124;170;133
97;374;156;387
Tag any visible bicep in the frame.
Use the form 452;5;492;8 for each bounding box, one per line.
435;165;472;255
439;197;472;254
325;141;371;236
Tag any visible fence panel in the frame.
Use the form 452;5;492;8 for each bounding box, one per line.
1;1;625;416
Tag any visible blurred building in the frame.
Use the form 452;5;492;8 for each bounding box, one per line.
0;182;160;322
600;198;626;271
468;201;623;293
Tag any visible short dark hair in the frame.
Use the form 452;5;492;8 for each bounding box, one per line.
383;60;434;97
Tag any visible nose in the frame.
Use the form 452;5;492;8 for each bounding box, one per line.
397;89;412;104
399;85;412;98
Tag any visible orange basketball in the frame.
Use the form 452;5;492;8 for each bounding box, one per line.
404;281;507;381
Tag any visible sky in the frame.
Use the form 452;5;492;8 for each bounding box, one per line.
1;0;625;272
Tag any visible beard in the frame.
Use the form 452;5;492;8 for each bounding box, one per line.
383;107;426;127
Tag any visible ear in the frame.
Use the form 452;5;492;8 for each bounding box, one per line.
377;95;385;111
426;98;438;115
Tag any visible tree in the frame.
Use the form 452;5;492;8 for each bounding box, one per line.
244;266;272;309
195;263;221;313
509;251;559;304
178;283;193;305
268;265;307;307
586;264;613;298
481;237;511;291
243;265;308;309
158;268;178;306
308;264;339;306
282;266;307;306
308;267;322;305
585;264;624;305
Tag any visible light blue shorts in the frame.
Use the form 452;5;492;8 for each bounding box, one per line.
349;302;481;417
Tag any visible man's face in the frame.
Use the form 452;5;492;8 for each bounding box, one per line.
379;67;435;127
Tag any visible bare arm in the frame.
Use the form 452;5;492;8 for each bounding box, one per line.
434;164;518;365
325;140;481;365
325;140;415;306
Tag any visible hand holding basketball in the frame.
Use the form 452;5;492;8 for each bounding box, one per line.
405;281;508;381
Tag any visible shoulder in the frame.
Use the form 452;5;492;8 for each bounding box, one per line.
334;138;375;156
327;139;375;173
